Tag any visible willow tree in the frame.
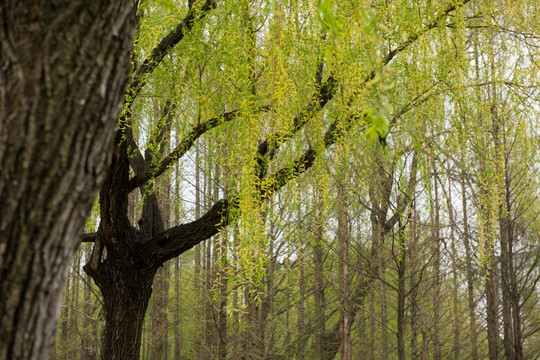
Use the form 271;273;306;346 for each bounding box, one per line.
75;1;482;359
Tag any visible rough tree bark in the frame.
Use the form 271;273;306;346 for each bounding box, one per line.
0;2;135;360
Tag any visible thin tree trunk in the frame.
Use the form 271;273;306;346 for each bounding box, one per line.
338;176;351;360
215;161;227;360
314;193;326;360
432;174;442;360
297;235;306;360
396;221;407;360
60;273;71;359
447;175;461;359
409;210;420;360
173;154;182;360
461;171;479;360
151;265;169;360
69;252;81;360
486;258;500;360
194;141;203;360
82;246;92;360
232;228;241;360
420;280;428;360
379;269;389;360
369;292;376;359
173;257;182;360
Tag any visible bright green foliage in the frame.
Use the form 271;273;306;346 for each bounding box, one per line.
54;0;540;359
362;108;389;141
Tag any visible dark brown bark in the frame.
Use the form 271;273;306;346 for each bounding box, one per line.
90;260;153;360
0;2;135;360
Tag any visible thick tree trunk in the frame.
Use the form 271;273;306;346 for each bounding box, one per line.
84;139;158;360
86;259;154;360
0;2;135;360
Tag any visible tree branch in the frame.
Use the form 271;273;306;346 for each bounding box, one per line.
255;75;337;180
131;198;237;265
128;105;270;191
129;0;472;270
384;0;471;66
81;232;97;243
119;0;217;129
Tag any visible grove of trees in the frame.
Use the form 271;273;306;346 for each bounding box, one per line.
1;0;539;360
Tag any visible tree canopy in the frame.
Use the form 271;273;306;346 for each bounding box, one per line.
1;0;539;359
